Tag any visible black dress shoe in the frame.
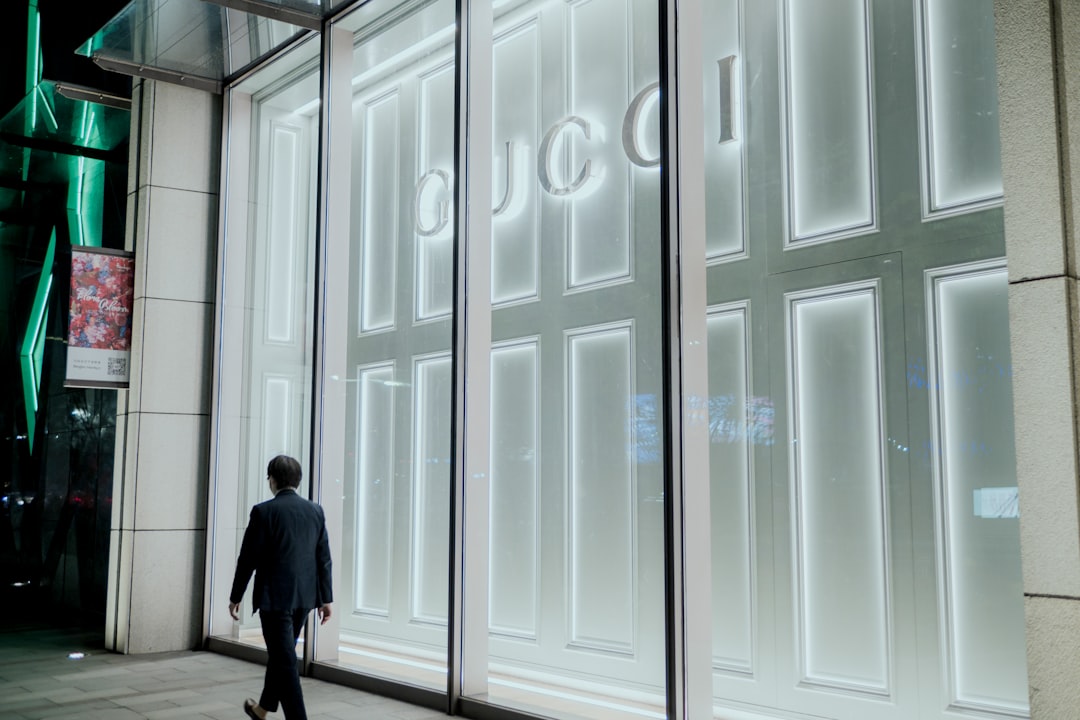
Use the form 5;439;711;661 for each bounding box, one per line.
243;698;262;720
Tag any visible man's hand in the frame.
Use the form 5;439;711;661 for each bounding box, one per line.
318;603;333;625
229;602;241;621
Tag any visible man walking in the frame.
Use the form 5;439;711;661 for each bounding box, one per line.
229;455;333;720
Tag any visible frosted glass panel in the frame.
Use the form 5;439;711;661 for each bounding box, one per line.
929;264;1027;713
266;123;300;343
333;0;454;690
783;0;875;242
492;23;540;305
416;65;455;320
707;305;754;673
355;364;396;616
568;324;634;651
919;0;1003;213
210;35;319;648
262;375;292;458
412;354;452;623
789;286;889;693
358;91;400;334
703;0;745;260
490;341;540;637
567;0;633;288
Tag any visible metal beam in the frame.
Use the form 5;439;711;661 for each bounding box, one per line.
200;0;322;31
0;132;126;163
91;54;223;95
54;83;131;111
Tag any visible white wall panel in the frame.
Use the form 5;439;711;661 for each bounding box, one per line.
788;284;890;694
358;90;400;335
492;21;540;305
703;0;746;261
567;0;632;289
261;374;292;459
782;0;876;244
927;263;1027;714
416;62;455;321
706;304;754;674
489;340;540;638
916;0;1002;216
567;323;635;653
354;363;396;616
411;354;452;624
266;121;301;343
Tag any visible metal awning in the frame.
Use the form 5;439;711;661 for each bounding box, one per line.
77;0;328;94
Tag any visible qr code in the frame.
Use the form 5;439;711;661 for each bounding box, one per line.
108;357;127;377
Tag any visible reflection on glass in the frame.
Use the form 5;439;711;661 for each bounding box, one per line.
478;0;667;716
327;0;455;690
209;37;320;645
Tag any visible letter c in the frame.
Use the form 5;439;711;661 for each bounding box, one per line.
622;81;661;168
538;116;594;197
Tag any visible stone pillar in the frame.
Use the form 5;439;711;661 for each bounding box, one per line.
105;79;221;653
997;1;1080;716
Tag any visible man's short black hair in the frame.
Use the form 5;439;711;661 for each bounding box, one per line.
267;455;302;489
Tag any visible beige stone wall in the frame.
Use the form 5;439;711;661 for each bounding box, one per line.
998;0;1080;716
104;79;221;654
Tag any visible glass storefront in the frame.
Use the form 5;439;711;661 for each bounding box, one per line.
208;0;1028;718
207;34;321;647
327;0;457;690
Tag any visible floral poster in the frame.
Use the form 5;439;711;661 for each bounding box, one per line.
65;247;135;388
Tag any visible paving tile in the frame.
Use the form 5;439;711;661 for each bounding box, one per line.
0;625;457;720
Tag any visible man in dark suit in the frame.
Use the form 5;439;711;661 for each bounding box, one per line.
229;455;333;720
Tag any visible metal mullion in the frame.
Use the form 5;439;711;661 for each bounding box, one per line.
449;0;494;710
309;20;354;666
660;0;711;716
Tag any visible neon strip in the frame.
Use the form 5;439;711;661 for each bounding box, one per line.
19;230;56;452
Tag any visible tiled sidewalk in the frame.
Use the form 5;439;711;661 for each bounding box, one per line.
0;624;448;720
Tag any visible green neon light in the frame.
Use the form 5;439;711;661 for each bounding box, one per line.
19;229;56;453
26;3;39;131
38;84;59;132
67;101;103;248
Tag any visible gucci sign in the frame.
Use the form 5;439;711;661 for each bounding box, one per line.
414;56;737;237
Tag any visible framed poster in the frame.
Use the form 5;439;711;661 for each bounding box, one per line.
65;246;135;388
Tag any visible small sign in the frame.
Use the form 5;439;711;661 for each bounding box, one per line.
65;247;135;388
973;486;1020;519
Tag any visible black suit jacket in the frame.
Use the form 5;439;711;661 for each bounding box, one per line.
229;488;333;613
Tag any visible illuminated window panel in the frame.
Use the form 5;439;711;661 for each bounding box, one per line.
781;0;877;245
706;303;755;676
787;282;890;695
489;339;540;638
703;0;746;263
354;363;397;617
410;353;452;624
492;21;540;306
567;322;636;654
358;90;400;335
266;121;302;344
566;0;634;290
916;0;1003;217
415;63;455;322
926;261;1027;715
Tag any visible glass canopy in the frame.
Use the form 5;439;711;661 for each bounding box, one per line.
77;0;313;93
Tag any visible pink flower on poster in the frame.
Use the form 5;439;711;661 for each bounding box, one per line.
67;250;134;351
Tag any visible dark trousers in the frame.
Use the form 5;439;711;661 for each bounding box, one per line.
258;609;309;720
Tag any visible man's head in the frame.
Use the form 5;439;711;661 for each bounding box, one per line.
267;455;302;491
